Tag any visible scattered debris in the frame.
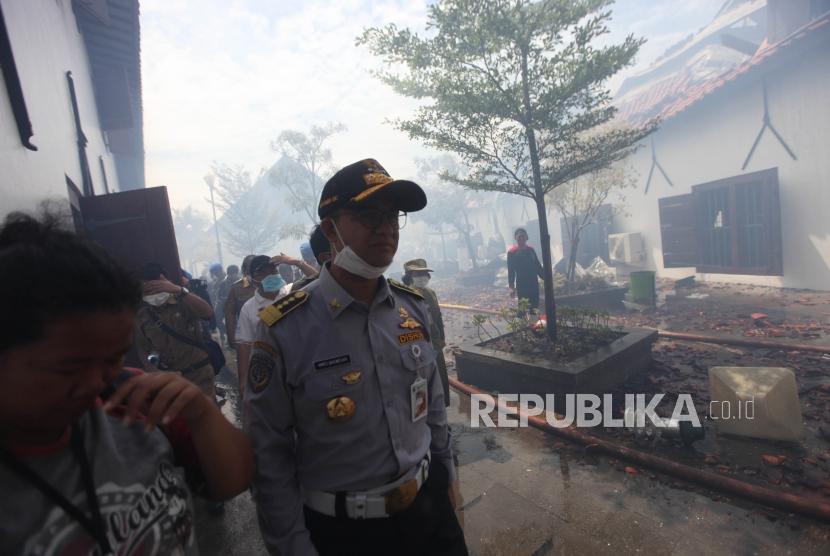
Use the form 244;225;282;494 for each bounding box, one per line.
437;279;830;498
585;256;616;282
675;276;696;289
686;293;710;300
762;455;785;466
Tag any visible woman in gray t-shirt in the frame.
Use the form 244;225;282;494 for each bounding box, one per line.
0;213;254;555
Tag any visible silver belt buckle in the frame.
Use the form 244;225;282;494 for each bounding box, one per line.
351;492;368;519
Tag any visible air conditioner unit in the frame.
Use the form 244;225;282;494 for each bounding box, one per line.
608;232;645;264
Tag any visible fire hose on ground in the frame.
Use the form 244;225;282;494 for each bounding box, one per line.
440;302;830;521
449;376;830;523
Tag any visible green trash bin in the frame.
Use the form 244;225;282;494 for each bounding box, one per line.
629;271;656;304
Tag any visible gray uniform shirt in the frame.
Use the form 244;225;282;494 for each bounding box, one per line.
244;264;455;555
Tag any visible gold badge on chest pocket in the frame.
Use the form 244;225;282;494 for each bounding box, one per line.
326;396;356;422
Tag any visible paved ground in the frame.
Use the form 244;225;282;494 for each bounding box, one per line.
194;281;830;554
195;355;830;556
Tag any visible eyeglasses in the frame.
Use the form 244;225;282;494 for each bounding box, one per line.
346;209;408;231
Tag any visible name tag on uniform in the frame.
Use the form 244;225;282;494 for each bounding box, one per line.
410;377;428;422
314;355;351;370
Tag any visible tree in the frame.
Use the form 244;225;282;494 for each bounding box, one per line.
173;205;212;268
209;162;278;257
269;122;346;227
359;0;657;341
415;155;481;269
549;164;636;281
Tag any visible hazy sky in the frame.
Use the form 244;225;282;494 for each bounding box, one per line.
141;0;725;216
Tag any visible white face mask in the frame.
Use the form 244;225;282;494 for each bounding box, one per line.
143;292;171;306
412;276;430;288
330;220;390;279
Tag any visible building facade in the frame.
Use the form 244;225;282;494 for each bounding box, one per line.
0;0;143;221
612;0;830;290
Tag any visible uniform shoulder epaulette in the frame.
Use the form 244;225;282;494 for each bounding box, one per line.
388;278;423;300
259;290;311;327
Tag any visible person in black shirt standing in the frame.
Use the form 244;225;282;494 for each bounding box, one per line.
507;227;544;312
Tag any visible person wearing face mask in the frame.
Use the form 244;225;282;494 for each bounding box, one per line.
402;259;449;407
233;255;290;396
244;159;467;556
134;263;217;397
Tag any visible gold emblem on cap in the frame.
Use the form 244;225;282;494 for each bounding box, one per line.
326;396;356;422
329;298;341;311
341;371;361;385
399;307;410;318
363;172;392;186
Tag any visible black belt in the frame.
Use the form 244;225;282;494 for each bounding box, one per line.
180;357;211;374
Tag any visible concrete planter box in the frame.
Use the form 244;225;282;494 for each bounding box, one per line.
556;286;628;311
456;327;658;396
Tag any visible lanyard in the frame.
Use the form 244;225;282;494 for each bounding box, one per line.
0;417;114;555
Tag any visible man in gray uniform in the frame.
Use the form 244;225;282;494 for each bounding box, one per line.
244;159;467;556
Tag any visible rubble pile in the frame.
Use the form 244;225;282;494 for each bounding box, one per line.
437;280;830;499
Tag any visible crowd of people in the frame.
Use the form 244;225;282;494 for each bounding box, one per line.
0;158;470;556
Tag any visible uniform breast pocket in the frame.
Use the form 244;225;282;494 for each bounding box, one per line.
301;368;365;424
398;341;436;374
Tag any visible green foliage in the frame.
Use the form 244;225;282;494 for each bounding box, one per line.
359;0;658;341
358;0;656;199
469;302;617;357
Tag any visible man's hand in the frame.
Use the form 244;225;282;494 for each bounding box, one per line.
103;372;212;432
270;253;300;266
143;277;183;296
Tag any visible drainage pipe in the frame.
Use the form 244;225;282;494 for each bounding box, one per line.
449;377;830;523
440;303;830;354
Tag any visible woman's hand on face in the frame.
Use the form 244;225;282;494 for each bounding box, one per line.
103;372;212;432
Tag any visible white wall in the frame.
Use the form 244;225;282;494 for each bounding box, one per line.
0;0;119;217
610;45;830;291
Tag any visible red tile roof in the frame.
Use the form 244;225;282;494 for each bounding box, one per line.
657;12;830;122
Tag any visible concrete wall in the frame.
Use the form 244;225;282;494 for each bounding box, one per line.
610;45;830;291
0;0;120;217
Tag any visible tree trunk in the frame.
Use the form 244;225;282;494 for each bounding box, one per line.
520;45;556;341
567;236;580;282
461;210;478;269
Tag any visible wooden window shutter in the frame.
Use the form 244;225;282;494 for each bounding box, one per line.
659;193;700;268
